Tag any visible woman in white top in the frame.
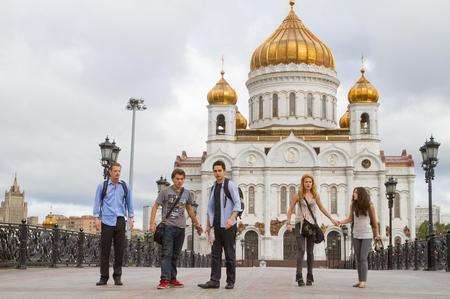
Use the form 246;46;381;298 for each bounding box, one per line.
287;174;338;286
340;187;381;288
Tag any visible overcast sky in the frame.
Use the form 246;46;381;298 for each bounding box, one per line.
1;0;449;229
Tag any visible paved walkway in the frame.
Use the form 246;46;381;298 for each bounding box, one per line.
1;267;449;299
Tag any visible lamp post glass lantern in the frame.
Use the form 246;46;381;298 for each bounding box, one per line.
385;176;397;270
420;135;440;271
99;136;120;179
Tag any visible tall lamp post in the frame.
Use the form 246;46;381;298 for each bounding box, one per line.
342;225;349;268
420;135;440;271
126;98;147;196
385;176;398;270
99;136;121;179
191;202;198;267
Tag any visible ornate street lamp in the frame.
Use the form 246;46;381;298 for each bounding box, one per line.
385;176;397;270
420;135;441;271
99;136;121;179
342;225;349;268
126;98;147;196
156;176;170;194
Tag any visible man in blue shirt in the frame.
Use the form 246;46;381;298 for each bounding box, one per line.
198;160;241;290
93;162;134;286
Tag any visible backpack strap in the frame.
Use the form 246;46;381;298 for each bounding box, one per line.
223;178;234;208
100;179;109;218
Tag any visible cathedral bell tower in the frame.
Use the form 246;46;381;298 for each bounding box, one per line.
347;67;380;141
206;70;238;142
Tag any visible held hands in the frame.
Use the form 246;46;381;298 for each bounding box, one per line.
331;218;340;226
286;223;293;232
194;223;203;235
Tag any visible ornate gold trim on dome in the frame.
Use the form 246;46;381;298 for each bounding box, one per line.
348;68;379;103
207;71;238;105
250;1;335;71
236;110;248;129
339;110;350;128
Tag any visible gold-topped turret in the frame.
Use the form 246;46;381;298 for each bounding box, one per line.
348;68;379;103
339;110;350;128
236;110;248;129
250;1;335;71
207;71;238;105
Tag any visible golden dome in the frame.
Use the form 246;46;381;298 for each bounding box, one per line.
43;213;57;229
207;71;238;105
250;2;335;71
348;69;379;103
236;110;248;129
339;110;350;128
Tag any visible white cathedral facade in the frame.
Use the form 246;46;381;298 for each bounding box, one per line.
174;2;415;264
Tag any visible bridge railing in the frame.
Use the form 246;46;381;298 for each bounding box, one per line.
347;232;449;272
0;220;210;269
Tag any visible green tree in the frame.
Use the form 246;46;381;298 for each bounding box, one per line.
416;220;450;240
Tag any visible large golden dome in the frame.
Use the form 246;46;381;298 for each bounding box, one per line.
207;71;238;105
348;69;379;103
339;110;350;128
236;110;248;129
250;2;335;71
43;213;57;229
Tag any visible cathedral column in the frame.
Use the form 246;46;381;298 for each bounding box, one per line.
262;168;272;260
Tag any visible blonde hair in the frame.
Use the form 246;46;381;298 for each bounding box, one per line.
298;174;318;200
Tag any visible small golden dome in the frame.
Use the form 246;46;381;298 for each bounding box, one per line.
207;71;238;105
236;110;248;129
348;69;379;103
250;2;335;71
339;110;350;128
43;213;57;228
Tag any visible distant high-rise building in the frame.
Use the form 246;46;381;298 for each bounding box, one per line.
143;205;151;231
415;205;441;227
27;216;39;225
0;174;27;223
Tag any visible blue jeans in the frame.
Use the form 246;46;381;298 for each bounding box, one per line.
160;225;185;280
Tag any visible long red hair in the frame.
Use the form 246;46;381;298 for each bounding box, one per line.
298;174;318;200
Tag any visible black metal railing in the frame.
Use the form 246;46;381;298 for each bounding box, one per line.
0;220;210;269
346;232;449;272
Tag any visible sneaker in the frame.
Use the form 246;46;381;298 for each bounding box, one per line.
96;278;108;286
157;279;170;289
306;273;314;286
169;279;184;288
297;279;305;287
198;280;220;289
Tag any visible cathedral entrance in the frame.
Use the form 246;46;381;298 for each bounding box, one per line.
244;230;258;267
283;230;297;260
326;231;341;269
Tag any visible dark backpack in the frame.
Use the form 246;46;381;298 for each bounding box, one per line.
100;179;128;217
211;178;244;219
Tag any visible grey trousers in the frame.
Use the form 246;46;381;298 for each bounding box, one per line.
296;229;314;281
353;238;372;282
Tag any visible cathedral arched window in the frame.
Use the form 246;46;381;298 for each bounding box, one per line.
322;95;327;119
272;94;278;117
216;114;225;134
307;93;313;117
259;96;263;120
248;186;255;214
280;186;287;214
360;113;370;134
332;99;336;122
394;193;401;219
330;186;338;214
289;92;296;116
